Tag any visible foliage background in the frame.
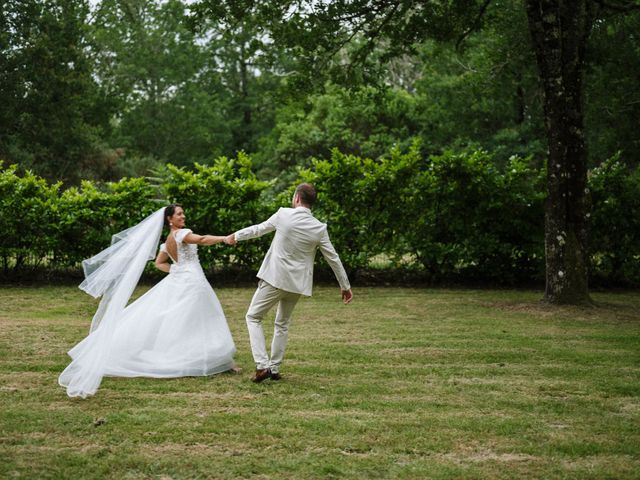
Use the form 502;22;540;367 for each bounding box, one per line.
1;1;638;183
2;147;638;285
1;0;639;285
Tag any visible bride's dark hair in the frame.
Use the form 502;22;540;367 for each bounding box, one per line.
164;204;182;228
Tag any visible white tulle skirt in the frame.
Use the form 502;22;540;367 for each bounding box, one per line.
65;265;236;379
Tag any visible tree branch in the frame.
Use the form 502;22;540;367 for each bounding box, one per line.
593;0;640;13
364;1;400;44
456;0;493;50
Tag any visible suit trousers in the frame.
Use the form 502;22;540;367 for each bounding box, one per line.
246;280;301;373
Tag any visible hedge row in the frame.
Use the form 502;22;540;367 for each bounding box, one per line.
0;153;273;274
1;148;639;284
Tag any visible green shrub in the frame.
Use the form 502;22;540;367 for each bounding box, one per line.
156;153;274;270
54;177;158;267
298;147;545;283
0;163;60;272
2;149;639;286
589;153;640;285
297;144;422;270
405;149;545;282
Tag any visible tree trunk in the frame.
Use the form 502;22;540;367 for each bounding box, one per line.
525;0;595;304
515;72;525;125
239;40;252;139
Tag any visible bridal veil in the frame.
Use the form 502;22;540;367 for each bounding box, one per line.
58;208;165;398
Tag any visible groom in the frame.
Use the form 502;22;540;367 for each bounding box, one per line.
225;183;353;382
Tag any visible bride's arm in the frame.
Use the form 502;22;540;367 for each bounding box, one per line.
155;251;171;273
183;233;225;246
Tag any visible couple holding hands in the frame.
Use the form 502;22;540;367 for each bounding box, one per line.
59;183;352;398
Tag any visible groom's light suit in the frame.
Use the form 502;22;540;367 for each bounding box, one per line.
235;206;350;373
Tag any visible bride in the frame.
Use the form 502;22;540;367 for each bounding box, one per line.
59;204;237;398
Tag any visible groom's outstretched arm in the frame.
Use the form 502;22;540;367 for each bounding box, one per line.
227;209;280;244
318;228;352;304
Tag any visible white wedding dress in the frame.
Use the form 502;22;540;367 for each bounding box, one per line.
60;224;236;397
103;228;236;377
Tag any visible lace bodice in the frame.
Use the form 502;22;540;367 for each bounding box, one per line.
176;239;199;265
160;229;200;266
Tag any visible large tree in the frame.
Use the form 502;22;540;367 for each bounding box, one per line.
193;0;638;304
524;1;595;303
91;0;233;169
525;1;637;302
0;0;111;184
189;2;295;160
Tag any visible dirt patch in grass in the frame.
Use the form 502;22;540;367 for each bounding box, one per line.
484;299;640;324
439;448;539;464
561;454;640;473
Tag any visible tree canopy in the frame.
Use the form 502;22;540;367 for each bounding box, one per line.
1;0;639;302
1;0;637;184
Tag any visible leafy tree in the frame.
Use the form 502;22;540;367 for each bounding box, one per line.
523;1;637;302
584;9;640;165
258;83;419;178
193;0;640;304
412;12;546;166
0;0;112;184
259;5;547;176
91;0;233;169
192;7;282;153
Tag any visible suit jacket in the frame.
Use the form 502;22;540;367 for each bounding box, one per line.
234;207;350;296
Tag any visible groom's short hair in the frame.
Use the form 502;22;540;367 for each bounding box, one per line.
295;183;316;207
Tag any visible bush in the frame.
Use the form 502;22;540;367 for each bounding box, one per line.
589;153;640;285
297;144;422;271
156;153;274;270
2;149;639;286
297;147;545;283
0;163;60;272
54;177;158;267
405;149;545;282
0;154;274;276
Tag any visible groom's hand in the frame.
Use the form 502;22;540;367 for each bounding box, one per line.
341;289;353;304
224;234;237;245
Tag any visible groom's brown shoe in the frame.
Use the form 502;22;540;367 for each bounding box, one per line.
270;372;282;381
251;368;271;383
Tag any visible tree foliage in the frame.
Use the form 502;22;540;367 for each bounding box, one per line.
1;149;639;285
1;0;639;295
0;0;111;184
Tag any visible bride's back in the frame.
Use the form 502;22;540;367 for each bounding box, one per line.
165;231;178;262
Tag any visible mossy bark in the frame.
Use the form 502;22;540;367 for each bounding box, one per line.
525;0;595;304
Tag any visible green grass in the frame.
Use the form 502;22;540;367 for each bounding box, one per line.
1;285;639;479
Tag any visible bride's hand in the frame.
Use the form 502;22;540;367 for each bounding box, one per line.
223;234;237;246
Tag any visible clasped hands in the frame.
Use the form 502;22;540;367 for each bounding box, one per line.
222;233;236;246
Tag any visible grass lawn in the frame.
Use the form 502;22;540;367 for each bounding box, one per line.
1;285;639;479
